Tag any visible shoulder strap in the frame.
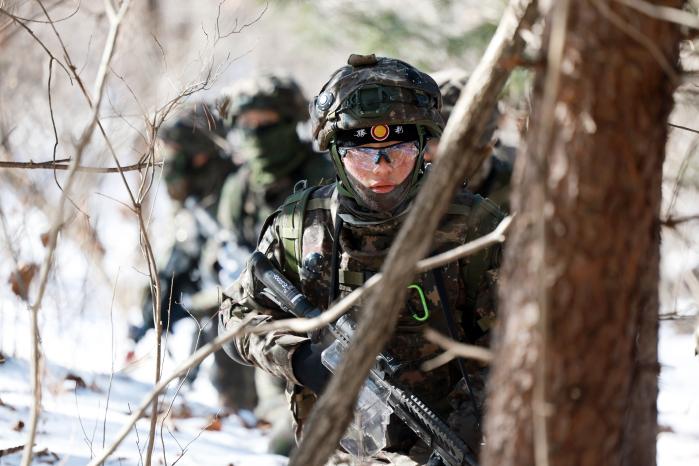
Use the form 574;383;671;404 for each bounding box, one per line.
277;185;328;279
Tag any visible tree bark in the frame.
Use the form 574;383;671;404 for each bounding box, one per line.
483;2;683;466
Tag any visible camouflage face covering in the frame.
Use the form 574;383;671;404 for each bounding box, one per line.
233;121;305;186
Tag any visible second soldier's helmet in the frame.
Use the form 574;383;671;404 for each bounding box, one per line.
218;74;308;126
310;54;444;152
160;102;234;202
432;68;500;146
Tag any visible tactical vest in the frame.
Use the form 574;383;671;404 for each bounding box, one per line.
273;183;503;338
272;182;504;417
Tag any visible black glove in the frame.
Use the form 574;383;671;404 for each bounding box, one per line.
291;341;332;395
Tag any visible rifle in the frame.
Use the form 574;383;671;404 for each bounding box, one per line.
184;197;251;290
249;251;479;466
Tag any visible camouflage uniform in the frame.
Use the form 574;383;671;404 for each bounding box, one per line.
215;74;334;455
129;103;258;411
217;74;334;249
219;55;504;463
433;68;514;212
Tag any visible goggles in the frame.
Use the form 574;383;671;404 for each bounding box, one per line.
337;141;420;173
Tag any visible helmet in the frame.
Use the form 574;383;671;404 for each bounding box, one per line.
432;68;499;144
310;54;444;213
310;54;444;152
160;102;228;155
431;68;470;122
218;74;308;126
159;102;234;201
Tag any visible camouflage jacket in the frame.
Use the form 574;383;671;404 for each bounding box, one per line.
219;183;504;440
217;143;334;250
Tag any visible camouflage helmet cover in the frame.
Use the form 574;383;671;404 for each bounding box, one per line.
160;102;228;156
432;68;500;144
310;54;445;151
218;74;308;126
431;68;470;122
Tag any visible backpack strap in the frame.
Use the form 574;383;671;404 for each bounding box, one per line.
277;186;326;280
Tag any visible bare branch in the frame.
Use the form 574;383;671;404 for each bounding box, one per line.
0;7;72;79
421;329;494;371
86;315;258;466
0;159;163;173
662;213;699;227
416;216;512;272
669;121;699;135
20;1;131;464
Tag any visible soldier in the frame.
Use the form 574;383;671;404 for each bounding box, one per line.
217;74;334;251
215;74;335;456
127;103;257;411
219;55;504;464
426;68;514;212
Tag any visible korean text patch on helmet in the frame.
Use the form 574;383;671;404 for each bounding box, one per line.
335;124;419;147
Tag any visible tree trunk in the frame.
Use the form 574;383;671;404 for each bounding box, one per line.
483;2;683;466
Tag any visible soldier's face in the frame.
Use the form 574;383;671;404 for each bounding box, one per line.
340;140;419;194
236;109;281;130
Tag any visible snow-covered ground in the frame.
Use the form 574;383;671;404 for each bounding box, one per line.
0;318;286;466
658;318;699;466
1;305;697;465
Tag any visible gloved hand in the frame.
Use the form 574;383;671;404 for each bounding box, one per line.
291;341;332;395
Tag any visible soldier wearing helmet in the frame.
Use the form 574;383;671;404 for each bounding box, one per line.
216;74;334;249
128;103;256;410
219;55;504;463
213;74;333;456
426;68;515;212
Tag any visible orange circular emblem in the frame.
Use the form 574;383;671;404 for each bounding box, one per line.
371;124;390;141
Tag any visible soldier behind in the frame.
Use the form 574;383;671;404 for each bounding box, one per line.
219;55;504;465
215;74;334;456
128;103;256;410
426;68;515;213
217;74;334;250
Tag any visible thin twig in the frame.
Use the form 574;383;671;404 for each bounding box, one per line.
421;329;493;371
20;1;130;464
86;315;257;466
669;122;699;135
0;159;162;172
662;213;699;227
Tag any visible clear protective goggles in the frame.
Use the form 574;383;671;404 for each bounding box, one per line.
337;141;420;174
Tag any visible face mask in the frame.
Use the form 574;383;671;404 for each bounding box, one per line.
236;122;297;163
344;168;414;213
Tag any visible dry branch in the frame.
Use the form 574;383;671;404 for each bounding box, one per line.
0;159;163;172
19;2;131;465
289;2;538;466
421;328;494;371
